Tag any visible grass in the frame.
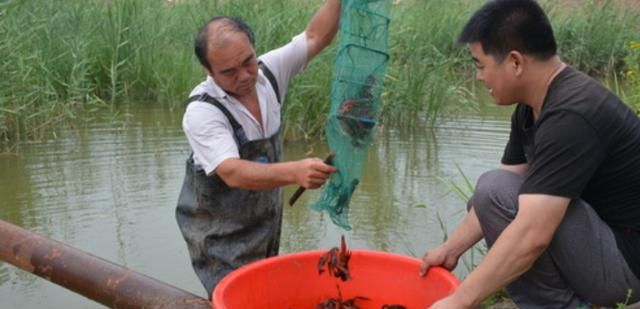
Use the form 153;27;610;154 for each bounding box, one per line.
622;40;640;112
547;0;639;76
616;290;634;309
1;0;639;150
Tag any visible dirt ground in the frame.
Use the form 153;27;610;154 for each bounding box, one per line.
488;299;640;309
488;300;518;309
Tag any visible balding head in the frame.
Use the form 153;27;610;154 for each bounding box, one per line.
194;16;255;71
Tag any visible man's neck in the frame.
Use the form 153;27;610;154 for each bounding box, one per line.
523;56;565;119
236;90;263;127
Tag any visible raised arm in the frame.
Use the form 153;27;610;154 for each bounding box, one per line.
304;0;341;61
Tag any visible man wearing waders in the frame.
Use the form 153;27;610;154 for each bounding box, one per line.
176;1;341;297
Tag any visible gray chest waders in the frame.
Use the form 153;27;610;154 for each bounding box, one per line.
175;64;282;296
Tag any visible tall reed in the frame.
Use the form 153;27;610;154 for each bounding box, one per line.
622;40;640;112
1;0;638;149
547;0;639;76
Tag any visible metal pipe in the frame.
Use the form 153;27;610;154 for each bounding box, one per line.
0;219;210;309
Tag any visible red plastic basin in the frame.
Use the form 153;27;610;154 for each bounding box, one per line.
212;249;459;309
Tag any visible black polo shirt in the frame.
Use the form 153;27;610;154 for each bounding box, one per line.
502;66;640;278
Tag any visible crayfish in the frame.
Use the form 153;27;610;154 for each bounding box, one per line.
336;75;377;147
315;296;369;309
315;285;368;309
317;235;352;281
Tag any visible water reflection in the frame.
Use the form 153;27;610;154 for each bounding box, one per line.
0;105;511;308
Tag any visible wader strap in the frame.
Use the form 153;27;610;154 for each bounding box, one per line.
258;61;280;103
185;93;249;145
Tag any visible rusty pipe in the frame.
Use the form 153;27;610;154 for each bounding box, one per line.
0;219;210;309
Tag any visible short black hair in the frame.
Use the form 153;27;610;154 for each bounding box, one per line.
458;0;557;62
194;16;255;71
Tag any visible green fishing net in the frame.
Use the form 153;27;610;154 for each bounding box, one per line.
311;0;391;230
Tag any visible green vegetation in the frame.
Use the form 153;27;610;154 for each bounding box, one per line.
616;289;633;309
623;40;640;112
1;0;639;150
547;1;638;76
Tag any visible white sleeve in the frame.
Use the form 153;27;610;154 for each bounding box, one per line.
182;103;240;175
258;32;309;100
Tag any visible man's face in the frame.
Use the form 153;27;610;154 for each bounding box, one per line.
207;31;258;98
469;42;519;105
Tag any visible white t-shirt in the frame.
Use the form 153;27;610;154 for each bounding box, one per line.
183;33;308;175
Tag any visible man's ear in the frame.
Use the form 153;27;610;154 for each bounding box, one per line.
508;50;525;76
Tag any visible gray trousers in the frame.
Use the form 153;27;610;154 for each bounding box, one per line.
470;169;640;308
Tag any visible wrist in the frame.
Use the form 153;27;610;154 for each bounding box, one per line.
454;280;484;309
284;161;301;185
441;241;462;260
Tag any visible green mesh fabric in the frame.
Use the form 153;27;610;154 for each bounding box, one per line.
311;0;391;230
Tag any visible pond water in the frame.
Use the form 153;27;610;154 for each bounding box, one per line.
0;103;511;308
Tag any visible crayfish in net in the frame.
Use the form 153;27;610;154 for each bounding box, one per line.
317;235;352;281
336;75;378;147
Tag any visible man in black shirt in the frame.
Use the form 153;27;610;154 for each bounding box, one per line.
419;0;640;308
